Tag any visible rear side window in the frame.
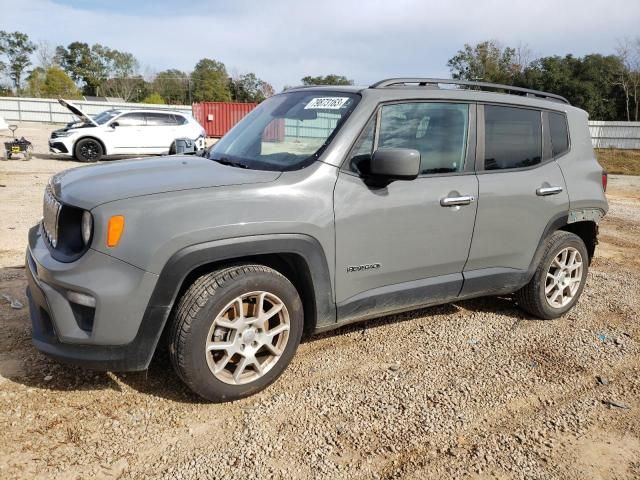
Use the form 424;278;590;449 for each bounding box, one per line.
549;112;569;157
484;106;542;170
174;114;187;125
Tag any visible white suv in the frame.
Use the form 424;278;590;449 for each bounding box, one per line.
49;99;206;162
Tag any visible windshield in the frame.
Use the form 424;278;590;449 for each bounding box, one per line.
93;110;121;125
208;91;360;171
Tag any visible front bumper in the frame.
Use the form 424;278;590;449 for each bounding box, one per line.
48;138;72;155
26;225;167;371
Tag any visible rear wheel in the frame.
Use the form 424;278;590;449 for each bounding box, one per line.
516;231;589;319
169;265;303;402
74;138;103;162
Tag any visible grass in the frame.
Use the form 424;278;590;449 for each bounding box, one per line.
595;148;640;176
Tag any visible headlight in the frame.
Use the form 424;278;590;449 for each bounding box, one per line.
53;131;72;137
81;210;93;246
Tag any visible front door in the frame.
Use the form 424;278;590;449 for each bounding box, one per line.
110;112;148;152
334;101;478;322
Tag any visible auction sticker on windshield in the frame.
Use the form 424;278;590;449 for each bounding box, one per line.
305;97;350;109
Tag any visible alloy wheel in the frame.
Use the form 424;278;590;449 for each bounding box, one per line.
80;141;100;160
545;247;583;308
205;291;290;385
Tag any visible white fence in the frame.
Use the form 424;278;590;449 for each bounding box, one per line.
589;121;640;149
0;96;192;124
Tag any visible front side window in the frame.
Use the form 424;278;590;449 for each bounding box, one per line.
93;110;120;125
348;102;469;175
116;113;146;127
484;105;542;170
209;91;360;171
549;111;569;157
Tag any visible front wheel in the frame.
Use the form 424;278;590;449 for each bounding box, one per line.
516;231;589;319
74;138;103;162
169;265;303;402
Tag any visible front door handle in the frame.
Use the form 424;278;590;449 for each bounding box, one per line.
440;195;476;207
536;186;563;196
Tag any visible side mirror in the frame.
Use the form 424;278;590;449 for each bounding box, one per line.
370;148;420;181
110;122;119;128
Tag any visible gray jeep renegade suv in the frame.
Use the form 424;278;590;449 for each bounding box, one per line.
26;78;608;402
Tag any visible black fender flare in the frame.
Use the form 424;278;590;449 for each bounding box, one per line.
150;233;335;324
523;212;571;282
126;234;336;370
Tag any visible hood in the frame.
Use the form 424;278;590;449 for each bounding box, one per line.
59;99;98;127
51;156;281;209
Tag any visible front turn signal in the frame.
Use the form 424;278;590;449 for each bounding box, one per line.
107;215;125;248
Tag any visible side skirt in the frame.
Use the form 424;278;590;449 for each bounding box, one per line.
316;268;529;334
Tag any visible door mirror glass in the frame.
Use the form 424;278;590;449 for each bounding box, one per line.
370;148;420;180
110;121;119;128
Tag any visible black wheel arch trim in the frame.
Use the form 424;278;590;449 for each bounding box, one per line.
148;233;336;326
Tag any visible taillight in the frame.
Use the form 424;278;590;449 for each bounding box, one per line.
602;171;608;192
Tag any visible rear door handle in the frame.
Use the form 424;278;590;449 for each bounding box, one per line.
440;195;476;207
536;186;563;196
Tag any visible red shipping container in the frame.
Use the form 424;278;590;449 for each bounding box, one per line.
193;102;257;137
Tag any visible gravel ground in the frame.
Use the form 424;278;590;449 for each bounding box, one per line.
0;123;639;479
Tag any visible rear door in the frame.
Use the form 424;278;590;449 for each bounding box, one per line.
461;104;569;294
145;112;180;152
334;101;478;321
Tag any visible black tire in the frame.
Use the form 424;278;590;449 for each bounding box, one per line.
169;265;303;402
169;142;176;155
516;231;589;319
74;138;103;162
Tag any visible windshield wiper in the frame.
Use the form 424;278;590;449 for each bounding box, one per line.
211;157;249;169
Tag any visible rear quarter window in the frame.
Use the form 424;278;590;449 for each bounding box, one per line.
549;112;569;157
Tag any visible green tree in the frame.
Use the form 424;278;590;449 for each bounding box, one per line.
55;42;107;95
27;66;81;98
230;72;274;103
301;74;353;86
43;67;82;98
142;92;166;104
55;42;139;97
191;58;231;102
447;40;519;84
0;31;37;93
152;69;189;104
520;54;624;120
27;67;46;97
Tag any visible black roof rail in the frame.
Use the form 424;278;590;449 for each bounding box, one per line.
369;78;570;105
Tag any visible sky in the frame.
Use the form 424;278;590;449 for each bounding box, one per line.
1;0;640;91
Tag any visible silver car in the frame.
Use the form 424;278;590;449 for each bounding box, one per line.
26;78;608;402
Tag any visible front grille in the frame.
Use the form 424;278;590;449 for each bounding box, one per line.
43;184;62;248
